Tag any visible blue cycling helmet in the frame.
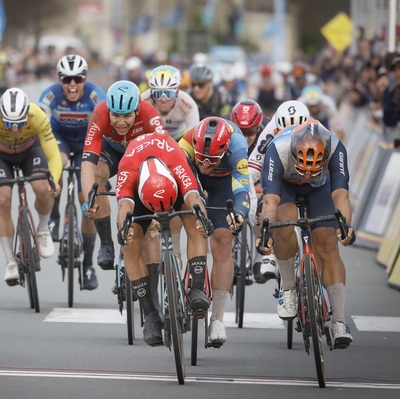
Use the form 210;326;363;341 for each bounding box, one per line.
106;80;140;114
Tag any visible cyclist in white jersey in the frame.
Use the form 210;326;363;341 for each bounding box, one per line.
248;100;310;283
141;65;200;308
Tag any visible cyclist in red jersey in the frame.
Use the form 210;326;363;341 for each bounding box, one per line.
81;80;163;271
115;130;212;346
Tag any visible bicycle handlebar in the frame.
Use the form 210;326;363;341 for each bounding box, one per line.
0;169;56;193
260;209;349;248
122;204;208;247
87;182;116;209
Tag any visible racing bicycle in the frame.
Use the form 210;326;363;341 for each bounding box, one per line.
0;166;55;313
260;197;348;388
122;204;210;385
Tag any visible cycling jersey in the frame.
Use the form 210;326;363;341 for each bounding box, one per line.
261;128;349;196
0;102;62;181
141;89;199;142
248;117;277;184
116;130;199;201
188;86;231;120
38;82;105;142
82;100;163;164
179;120;250;219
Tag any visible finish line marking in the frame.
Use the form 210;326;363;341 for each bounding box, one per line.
0;369;399;389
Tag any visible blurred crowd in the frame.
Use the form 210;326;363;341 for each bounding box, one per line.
1;36;400;142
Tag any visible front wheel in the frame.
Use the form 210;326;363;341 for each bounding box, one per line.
304;254;326;388
20;208;40;313
164;252;186;385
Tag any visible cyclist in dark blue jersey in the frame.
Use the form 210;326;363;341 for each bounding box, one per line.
39;54;105;290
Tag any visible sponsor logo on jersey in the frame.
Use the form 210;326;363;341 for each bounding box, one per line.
43;92;55;105
236;158;248;174
181;99;192;109
173;165;193;189
125;137;175;157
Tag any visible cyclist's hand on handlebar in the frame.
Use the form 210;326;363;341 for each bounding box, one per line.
226;213;244;234
196;217;214;238
255;233;274;255
81;201;98;219
337;224;356;246
117;225;134;246
48;182;61;198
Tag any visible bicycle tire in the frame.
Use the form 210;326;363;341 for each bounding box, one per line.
125;267;135;345
67;203;75;308
21;208;40;313
235;220;248;328
191;311;199;366
304;254;326;388
164;251;186;385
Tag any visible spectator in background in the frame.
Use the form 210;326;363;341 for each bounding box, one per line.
188;63;231;120
383;56;400;129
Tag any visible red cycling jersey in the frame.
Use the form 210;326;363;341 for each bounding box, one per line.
116;130;199;201
83;100;162;163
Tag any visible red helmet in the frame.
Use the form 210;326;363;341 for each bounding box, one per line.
260;64;272;76
291;119;331;177
192;117;232;157
231;100;263;135
138;157;178;212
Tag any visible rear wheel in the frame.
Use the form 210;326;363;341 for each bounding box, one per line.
21;209;40;313
125;267;135;345
67;203;76;308
304;254;326;388
164;252;185;385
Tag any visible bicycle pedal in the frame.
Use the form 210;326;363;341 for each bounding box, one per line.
245;279;253;286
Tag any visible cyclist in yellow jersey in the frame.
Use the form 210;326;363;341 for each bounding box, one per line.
0;88;62;285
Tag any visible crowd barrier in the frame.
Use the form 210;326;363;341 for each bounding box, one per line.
340;102;400;290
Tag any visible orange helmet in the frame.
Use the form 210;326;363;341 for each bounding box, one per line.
138;157;178;212
291;119;331;177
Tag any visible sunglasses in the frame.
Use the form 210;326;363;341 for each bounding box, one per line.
194;150;225;165
294;165;322;178
191;82;208;89
151;89;177;100
3;119;27;129
60;75;85;84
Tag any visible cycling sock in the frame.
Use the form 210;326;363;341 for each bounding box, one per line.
326;282;346;324
0;236;15;263
94;216;113;245
131;276;156;316
278;257;296;290
50;195;61;220
210;289;229;323
82;234;96;268
37;213;50;232
188;256;207;291
147;263;160;312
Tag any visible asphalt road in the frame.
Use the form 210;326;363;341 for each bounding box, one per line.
0;184;400;399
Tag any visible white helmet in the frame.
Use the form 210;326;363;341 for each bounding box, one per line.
0;88;30;122
148;65;181;90
57;54;88;76
275;100;310;131
219;63;236;82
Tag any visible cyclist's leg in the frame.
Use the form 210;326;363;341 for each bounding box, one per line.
49;136;69;241
93;156;115;270
181;195;209;311
75;151;98;290
124;214;162;346
308;184;352;348
25;146;55;258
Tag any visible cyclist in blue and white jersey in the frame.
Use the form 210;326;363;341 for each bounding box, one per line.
38;54;105;290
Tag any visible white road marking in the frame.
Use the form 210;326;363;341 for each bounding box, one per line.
0;369;399;389
351;315;400;332
42;309;400;333
44;308;126;324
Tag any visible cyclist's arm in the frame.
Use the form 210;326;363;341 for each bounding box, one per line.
248;118;275;183
32;104;63;182
81;160;98;202
117;197;135;230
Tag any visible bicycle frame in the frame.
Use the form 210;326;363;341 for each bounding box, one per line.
0;166;55;312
